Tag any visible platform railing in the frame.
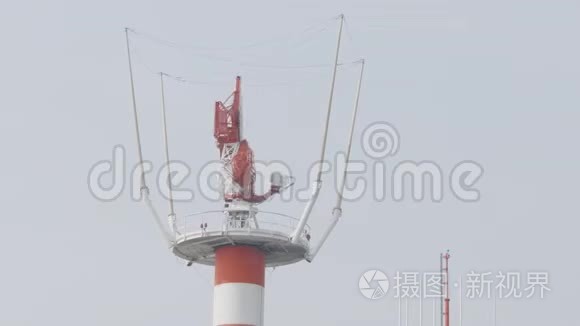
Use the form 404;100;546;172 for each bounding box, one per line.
175;210;311;241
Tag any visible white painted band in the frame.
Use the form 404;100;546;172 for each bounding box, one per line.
213;282;264;326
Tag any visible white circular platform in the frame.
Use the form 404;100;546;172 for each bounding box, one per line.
171;211;311;267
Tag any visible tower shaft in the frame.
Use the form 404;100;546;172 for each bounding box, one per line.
213;246;265;326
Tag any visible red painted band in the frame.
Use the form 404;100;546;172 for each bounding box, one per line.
215;246;265;286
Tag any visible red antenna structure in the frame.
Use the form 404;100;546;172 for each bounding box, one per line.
213;76;281;203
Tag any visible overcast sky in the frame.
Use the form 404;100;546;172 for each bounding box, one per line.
1;0;579;325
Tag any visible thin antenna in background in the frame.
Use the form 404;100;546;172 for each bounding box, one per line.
433;299;436;326
493;288;497;326
443;251;451;326
459;277;463;326
420;283;423;326
398;295;402;326
440;253;444;326
405;298;409;326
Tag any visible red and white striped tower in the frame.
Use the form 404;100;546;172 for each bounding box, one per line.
213;246;265;326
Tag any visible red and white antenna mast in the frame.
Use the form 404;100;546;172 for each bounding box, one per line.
441;251;451;326
125;14;365;326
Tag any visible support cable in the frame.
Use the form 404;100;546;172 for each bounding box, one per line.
127;16;335;52
307;58;365;260
125;27;147;192
144;194;174;245
126;28;174;245
291;14;344;244
334;59;365;210
316;14;344;181
126;17;356;72
159;73;179;236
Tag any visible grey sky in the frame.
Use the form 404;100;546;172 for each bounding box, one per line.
1;0;579;325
